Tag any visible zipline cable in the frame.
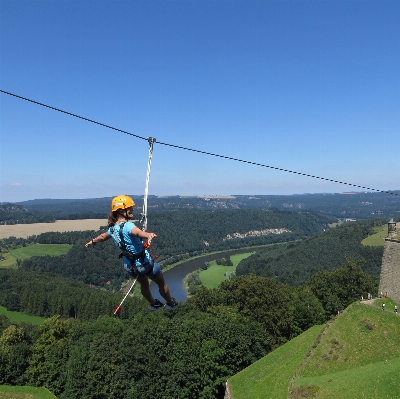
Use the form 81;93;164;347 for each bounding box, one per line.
1;89;398;196
155;140;398;195
0;89;147;141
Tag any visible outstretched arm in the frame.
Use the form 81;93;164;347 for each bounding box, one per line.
85;232;111;248
130;226;157;245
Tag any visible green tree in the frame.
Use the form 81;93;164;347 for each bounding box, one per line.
309;259;377;318
0;325;24;352
289;286;325;337
60;340;90;399
25;315;73;395
0;323;33;385
217;275;293;346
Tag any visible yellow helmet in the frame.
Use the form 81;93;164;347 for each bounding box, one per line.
111;195;135;212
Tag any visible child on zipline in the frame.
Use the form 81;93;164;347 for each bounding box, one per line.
85;195;177;311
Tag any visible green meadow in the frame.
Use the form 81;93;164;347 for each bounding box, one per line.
0;243;72;269
0;305;46;325
228;300;400;399
0;252;19;269
199;252;254;289
0;385;57;399
10;243;72;260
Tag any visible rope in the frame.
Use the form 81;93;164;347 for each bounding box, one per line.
1;89;398;196
140;137;156;232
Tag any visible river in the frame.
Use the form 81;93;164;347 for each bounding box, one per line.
149;247;265;302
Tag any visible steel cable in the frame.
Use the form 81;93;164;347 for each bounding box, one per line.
1;89;398;196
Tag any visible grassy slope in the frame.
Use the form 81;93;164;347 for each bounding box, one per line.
361;225;387;246
0;306;46;325
0;385;57;399
294;357;400;399
199;253;254;289
229;300;400;399
294;301;400;398
228;325;323;399
298;302;400;378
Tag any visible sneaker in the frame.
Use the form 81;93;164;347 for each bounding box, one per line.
150;299;164;311
165;298;178;310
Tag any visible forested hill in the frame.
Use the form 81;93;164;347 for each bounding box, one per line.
0;203;55;224
18;209;333;289
147;209;335;255
236;218;384;286
10;190;400;222
0;201;104;224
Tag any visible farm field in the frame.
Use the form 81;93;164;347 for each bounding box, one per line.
199;252;254;289
10;244;72;260
0;305;46;325
0;219;107;239
0;244;72;269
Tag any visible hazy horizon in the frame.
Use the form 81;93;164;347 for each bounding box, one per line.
2;190;399;205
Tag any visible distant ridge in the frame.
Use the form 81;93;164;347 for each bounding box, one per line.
8;191;400;219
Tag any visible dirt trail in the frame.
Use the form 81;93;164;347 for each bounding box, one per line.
360;298;376;306
360;298;399;315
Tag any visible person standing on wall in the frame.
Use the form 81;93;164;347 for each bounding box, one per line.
85;195;177;311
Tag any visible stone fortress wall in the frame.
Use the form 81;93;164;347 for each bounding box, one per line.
378;219;400;303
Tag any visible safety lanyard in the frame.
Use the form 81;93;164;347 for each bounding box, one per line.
140;137;156;232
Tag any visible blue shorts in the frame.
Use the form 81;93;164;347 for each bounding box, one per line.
124;260;161;280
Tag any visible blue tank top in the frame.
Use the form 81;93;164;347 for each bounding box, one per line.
108;221;151;268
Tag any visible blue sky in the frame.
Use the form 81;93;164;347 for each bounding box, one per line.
1;0;399;202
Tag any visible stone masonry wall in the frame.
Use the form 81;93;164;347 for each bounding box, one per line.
379;239;400;303
224;381;232;399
